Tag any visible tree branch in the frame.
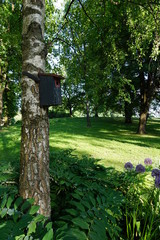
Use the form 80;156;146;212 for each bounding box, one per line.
53;0;76;44
77;0;97;27
64;0;76;19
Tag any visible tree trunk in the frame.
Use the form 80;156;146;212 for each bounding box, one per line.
67;99;73;117
94;106;99;118
19;0;51;217
69;104;73;117
137;72;149;134
95;112;98;118
86;98;91;127
138;112;148;134
124;101;132;124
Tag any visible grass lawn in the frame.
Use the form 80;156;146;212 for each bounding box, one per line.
0;117;160;170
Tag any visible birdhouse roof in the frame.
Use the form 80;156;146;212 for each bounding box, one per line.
38;72;65;80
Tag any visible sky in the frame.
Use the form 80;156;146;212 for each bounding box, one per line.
54;0;65;10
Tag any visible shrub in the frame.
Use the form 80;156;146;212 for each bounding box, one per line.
50;152;160;239
122;160;160;239
0;161;53;240
0;193;53;240
50;150;124;240
48;110;70;118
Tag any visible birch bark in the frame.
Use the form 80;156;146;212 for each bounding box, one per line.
19;0;51;217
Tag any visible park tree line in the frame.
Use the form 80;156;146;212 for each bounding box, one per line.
48;0;160;134
0;0;22;126
0;0;160;134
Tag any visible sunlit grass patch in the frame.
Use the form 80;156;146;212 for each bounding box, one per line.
0;117;160;170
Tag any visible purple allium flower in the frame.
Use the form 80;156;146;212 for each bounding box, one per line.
136;164;145;173
124;162;134;170
151;169;160;177
144;158;152;165
155;176;160;188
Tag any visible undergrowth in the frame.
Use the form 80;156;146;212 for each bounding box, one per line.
50;150;124;240
0;150;160;239
0;194;53;240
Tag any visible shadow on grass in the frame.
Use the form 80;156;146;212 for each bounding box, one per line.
0;117;160;179
0;124;21;162
49;117;160;150
0;124;20;194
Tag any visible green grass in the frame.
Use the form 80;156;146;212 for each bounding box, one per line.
0;117;160;170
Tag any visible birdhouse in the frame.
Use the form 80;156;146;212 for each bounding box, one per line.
38;72;64;107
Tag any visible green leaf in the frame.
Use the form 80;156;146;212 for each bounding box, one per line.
0;193;7;209
63;228;87;240
60;215;72;221
0;208;7;218
87;210;94;218
89;195;96;207
70;201;85;212
21;199;34;212
33;214;45;223
55;223;68;239
28;205;39;215
27;221;36;235
24;236;31;240
6;195;15;209
45;222;52;231
96;195;102;205
81;200;91;209
42;229;53;240
91;220;107;240
65;208;78;216
13;211;21;223
71;193;82;200
16;214;33;229
72;217;89;230
14;197;23;210
89;231;105;240
15;234;25;240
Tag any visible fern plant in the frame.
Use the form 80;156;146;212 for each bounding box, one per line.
0;193;53;240
50;150;124;240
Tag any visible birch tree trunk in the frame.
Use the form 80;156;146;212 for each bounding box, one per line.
19;0;51;217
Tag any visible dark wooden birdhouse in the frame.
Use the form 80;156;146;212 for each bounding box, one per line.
38;72;64;107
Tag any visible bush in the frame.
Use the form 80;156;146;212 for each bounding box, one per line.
50;151;160;240
1;150;160;239
0;194;53;240
48;110;70;118
0;161;53;240
121;160;160;239
50;150;124;240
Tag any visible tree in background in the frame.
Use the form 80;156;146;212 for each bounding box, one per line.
126;2;160;133
0;0;22;126
54;0;160;133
